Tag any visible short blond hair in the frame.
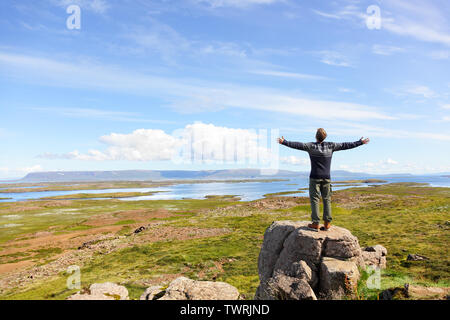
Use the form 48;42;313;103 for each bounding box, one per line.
316;128;327;143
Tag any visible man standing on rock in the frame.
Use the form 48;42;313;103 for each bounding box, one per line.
278;128;369;231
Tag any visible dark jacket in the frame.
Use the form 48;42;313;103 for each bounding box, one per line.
282;140;363;179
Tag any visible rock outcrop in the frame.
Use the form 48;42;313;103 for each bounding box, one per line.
67;282;129;300
142;277;241;300
255;221;387;300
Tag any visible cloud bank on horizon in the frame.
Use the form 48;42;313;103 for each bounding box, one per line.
0;0;449;178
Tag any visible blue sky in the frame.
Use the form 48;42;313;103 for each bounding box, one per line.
0;0;449;179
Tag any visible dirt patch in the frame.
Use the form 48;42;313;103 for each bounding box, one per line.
2;200;75;213
248;197;308;209
209;196;308;217
85;209;173;227
0;226;123;258
197;258;234;280
332;192;398;210
133;225;231;243
0;260;35;274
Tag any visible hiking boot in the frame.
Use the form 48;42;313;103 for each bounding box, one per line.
307;222;320;230
320;221;331;231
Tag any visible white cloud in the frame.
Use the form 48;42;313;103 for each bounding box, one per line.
442;104;450;110
41;129;181;161
327;122;450;142
316;50;353;67
280;156;309;166
39;123;277;165
372;44;405;56
0;165;43;177
313;0;450;47
201;42;248;58
430;50;450;60
0;51;393;121
312;9;343;20
249;70;329;80
193;0;279;8
29;107;174;124
382;19;450;47
344;158;450;175
392;85;438;99
338;88;355;93
51;0;109;14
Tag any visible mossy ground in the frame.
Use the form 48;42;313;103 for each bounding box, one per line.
0;183;448;300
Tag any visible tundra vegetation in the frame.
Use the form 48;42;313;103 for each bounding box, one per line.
0;181;448;300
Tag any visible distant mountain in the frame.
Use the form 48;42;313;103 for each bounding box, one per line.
19;169;424;182
20;169;305;182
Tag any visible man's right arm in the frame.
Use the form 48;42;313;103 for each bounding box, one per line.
281;140;310;152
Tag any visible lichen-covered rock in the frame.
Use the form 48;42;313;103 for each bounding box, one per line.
67;282;129;300
255;221;374;300
158;277;240;300
260;272;317;300
362;245;387;268
319;257;360;299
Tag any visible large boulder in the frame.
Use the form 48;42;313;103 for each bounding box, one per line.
255;221;385;300
157;277;240;300
67;282;129;300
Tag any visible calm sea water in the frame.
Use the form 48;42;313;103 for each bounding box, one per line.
0;175;448;203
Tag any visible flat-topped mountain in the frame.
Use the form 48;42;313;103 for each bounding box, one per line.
19;169;417;183
20;169;304;182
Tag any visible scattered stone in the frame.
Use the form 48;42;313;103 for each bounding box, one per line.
78;239;98;250
157;277;240;300
379;284;409;300
380;283;449;300
140;285;165;300
67;282;129;300
407;254;429;261
134;226;147;234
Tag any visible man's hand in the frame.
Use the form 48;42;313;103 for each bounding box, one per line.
277;136;285;144
360;137;370;144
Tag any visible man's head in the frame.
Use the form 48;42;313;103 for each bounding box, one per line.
316;128;327;143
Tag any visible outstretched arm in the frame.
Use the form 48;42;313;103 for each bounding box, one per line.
277;136;310;152
333;137;370;151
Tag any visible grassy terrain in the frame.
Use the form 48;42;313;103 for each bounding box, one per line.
0;182;448;300
333;179;388;184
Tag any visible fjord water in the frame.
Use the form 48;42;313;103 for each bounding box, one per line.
0;175;449;202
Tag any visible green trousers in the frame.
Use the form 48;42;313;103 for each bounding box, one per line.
309;178;332;224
